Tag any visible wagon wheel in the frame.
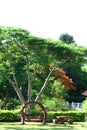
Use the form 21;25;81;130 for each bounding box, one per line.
20;101;47;125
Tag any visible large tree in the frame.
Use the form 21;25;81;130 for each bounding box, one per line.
0;27;87;105
0;27;59;104
47;40;87;99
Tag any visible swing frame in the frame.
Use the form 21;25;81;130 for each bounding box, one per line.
20;101;47;124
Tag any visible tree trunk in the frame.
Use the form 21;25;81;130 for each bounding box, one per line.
34;65;57;102
27;71;32;102
7;77;25;104
0;69;25;104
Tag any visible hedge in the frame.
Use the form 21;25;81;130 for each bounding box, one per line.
0;109;86;122
47;111;85;122
0;110;20;122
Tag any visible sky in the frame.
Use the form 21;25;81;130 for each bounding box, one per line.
0;0;87;47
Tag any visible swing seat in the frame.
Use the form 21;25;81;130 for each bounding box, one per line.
25;116;42;122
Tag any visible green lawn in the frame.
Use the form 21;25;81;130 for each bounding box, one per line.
0;122;87;130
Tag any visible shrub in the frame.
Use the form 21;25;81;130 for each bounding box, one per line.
0;109;20;122
43;97;68;111
0;109;85;123
0;98;21;110
47;111;85;122
82;100;87;110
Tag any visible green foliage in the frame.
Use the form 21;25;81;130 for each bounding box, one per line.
52;81;68;98
43;97;68;111
48;111;85;122
0;98;21;110
43;98;57;111
24;104;43;117
0;109;20;121
61;45;87;96
59;33;75;44
0;26;87;105
65;95;85;103
0;109;85;122
82;100;87;110
82;64;87;72
0;26;59;102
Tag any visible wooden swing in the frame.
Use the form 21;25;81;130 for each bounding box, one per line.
20;101;47;124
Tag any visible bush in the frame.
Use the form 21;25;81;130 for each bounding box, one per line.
47;111;85;122
0;98;21;110
0;109;20;122
42;97;68;111
82;100;87;110
0;109;85;122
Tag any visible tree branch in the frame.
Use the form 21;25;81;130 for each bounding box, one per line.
34;65;57;102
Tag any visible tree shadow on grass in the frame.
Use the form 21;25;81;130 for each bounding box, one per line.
0;127;74;130
0;123;75;130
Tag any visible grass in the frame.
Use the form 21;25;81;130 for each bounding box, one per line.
0;122;87;130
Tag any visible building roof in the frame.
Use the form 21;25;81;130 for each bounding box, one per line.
82;90;87;96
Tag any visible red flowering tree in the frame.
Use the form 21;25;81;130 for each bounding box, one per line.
52;68;76;91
